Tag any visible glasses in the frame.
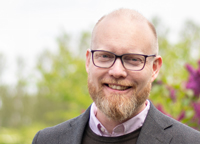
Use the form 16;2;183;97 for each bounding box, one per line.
90;49;156;71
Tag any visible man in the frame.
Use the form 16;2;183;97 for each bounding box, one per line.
32;9;200;144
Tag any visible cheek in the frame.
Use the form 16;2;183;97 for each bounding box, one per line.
130;68;152;89
88;66;105;85
142;64;153;81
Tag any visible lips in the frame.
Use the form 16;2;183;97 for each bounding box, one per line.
107;84;131;91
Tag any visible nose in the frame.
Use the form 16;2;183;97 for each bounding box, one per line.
108;58;127;78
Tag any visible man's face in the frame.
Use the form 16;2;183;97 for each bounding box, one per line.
86;17;161;122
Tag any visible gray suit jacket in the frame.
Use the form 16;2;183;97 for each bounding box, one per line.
32;103;200;144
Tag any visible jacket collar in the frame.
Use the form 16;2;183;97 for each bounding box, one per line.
137;102;173;144
59;106;91;144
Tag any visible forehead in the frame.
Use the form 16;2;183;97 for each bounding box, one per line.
91;16;156;55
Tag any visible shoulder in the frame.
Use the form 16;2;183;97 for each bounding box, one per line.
164;114;200;143
32;106;91;144
148;102;200;143
32;116;79;144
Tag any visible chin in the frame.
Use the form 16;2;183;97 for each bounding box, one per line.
88;77;151;122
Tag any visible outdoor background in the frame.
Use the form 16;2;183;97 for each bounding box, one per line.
0;0;200;143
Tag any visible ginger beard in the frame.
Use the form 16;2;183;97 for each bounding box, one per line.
88;77;152;122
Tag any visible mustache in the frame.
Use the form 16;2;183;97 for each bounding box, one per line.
101;78;137;87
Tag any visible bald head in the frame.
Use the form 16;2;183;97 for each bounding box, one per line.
91;8;158;55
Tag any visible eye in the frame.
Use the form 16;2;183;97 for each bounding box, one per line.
102;54;109;58
95;52;114;58
131;58;140;61
124;55;142;61
123;55;144;65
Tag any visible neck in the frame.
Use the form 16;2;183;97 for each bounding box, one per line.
96;102;147;134
96;109;121;133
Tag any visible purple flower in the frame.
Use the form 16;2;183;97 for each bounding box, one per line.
193;102;200;124
166;85;177;102
156;104;172;117
156;80;163;85
185;60;200;97
177;111;185;121
168;87;176;102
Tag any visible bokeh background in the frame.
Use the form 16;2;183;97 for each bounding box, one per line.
0;0;200;143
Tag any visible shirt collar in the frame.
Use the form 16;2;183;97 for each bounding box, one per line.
89;100;150;137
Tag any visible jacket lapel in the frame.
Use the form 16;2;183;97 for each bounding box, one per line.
59;106;91;144
137;102;173;144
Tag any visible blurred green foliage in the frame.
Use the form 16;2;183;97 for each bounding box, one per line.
0;18;199;143
37;32;92;109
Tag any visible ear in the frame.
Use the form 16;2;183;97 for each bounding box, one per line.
151;56;162;82
85;49;91;73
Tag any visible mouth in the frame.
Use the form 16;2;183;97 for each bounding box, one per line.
105;84;132;91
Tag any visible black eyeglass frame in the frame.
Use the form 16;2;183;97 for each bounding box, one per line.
90;49;156;71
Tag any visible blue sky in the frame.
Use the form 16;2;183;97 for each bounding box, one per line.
0;0;200;85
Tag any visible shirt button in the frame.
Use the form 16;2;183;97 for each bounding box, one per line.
100;127;105;132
